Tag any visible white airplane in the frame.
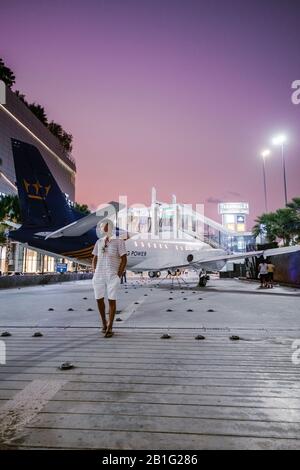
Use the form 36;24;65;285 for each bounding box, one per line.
121;236;300;285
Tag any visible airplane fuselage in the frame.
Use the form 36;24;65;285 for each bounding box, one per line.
9;227;227;273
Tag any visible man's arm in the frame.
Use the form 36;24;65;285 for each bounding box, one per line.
92;255;98;272
118;254;127;277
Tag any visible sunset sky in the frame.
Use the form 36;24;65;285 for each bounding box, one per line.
1;0;300;227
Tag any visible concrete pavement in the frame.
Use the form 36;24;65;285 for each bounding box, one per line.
0;276;300;449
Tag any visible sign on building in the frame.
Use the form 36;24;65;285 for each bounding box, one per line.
56;263;67;273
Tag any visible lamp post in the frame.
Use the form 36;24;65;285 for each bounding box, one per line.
261;149;271;213
272;134;288;206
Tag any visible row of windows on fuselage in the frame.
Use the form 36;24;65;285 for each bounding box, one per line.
132;241;202;251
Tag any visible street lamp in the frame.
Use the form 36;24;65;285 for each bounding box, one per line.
261;149;271;213
272;134;288;205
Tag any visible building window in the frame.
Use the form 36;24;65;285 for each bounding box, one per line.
23;249;37;273
237;224;245;232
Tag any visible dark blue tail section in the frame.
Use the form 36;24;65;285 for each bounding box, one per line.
11;139;75;228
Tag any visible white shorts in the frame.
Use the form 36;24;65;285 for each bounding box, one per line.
92;273;120;300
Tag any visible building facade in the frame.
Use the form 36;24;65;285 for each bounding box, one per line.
0;81;76;273
218;202;256;252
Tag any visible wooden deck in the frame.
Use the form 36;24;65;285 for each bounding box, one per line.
1;326;300;449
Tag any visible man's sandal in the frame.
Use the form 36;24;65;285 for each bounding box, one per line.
104;330;114;338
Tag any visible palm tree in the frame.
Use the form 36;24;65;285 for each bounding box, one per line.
48;121;64;139
273;208;299;246
0;58;16;88
48;121;73;152
14;90;28;105
73;202;90;215
61;131;73;153
287;197;300;214
0;225;6;245
253;206;300;246
0;194;21;224
252;212;278;243
0;195;21;274
28;103;48;126
286;198;300;242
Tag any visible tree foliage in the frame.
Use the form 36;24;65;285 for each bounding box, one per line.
0;194;21;224
0;58;15;87
253;198;300;246
73;202;91;215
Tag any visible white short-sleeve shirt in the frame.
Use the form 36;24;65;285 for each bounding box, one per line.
259;263;268;275
92;237;127;277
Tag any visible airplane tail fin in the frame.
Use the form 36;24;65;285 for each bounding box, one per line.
11;139;75;229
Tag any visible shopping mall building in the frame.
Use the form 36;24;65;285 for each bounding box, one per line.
0;80;76;273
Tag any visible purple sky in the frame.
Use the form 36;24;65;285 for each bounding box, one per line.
1;0;300;227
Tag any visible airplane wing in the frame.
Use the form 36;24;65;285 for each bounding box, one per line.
191;245;300;270
197;245;300;266
131;245;300;272
3;220;22;229
45;201;124;239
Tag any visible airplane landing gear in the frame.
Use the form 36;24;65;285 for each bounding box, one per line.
148;271;161;278
198;270;209;287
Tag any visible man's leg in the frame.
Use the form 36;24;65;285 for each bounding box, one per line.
105;275;119;337
96;298;107;331
106;299;116;336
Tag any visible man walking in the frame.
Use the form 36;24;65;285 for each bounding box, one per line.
92;219;127;337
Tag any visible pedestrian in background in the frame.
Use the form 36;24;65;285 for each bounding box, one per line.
267;260;275;288
121;270;127;284
258;259;268;288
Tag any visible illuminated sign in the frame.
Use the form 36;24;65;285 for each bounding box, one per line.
218;202;249;215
